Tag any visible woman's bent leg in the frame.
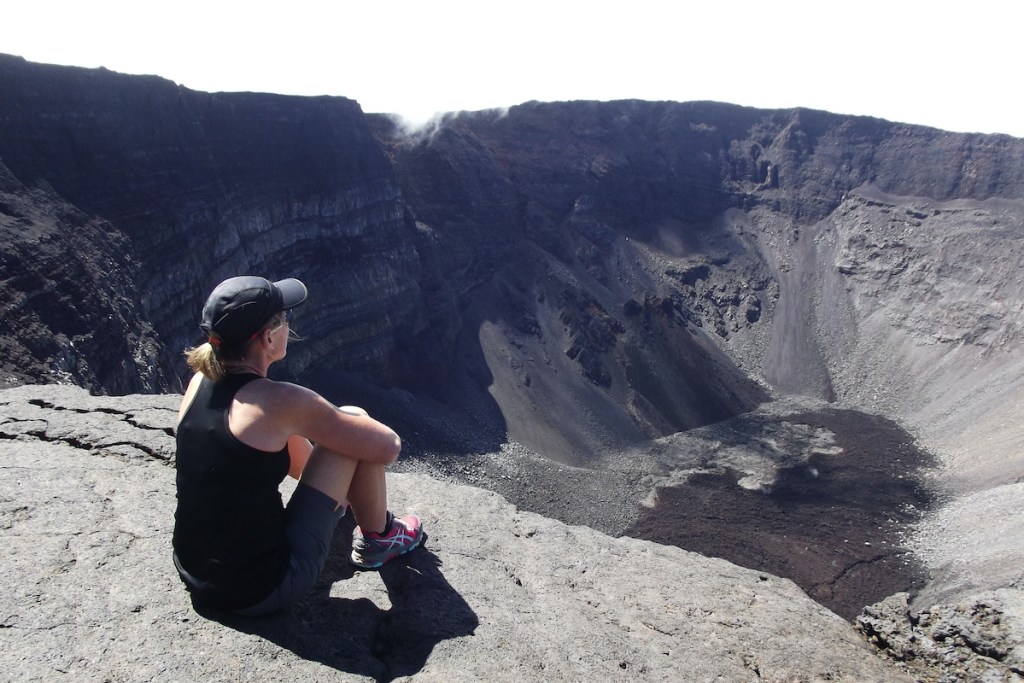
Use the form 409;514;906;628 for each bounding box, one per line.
346;460;388;534
299;444;388;534
294;444;420;573
298;444;357;503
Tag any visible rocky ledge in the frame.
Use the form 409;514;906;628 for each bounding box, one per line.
1;385;1020;682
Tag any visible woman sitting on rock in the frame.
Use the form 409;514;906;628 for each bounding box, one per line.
172;275;423;615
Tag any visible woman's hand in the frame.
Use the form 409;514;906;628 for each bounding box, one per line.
339;405;368;417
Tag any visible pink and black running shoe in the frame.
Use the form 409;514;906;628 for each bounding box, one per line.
350;511;424;569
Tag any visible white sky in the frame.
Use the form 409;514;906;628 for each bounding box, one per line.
5;1;1022;137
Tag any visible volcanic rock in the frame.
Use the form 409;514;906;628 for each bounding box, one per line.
0;385;910;681
3;54;1024;682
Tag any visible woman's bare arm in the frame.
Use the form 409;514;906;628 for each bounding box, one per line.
272;383;401;465
286;435;314;479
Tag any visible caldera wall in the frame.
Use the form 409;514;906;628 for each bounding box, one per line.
2;54;1024;620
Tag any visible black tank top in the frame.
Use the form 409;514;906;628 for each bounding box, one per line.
172;373;291;609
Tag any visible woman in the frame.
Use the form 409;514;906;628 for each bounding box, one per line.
172;275;423;615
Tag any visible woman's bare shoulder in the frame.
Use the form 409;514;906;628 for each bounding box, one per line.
252;379;332;412
177;372;206;423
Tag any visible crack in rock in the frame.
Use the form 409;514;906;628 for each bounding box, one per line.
2;398;175;464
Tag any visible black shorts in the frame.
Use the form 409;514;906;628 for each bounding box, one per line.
232;483;340;616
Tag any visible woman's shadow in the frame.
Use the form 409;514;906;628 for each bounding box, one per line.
194;516;479;682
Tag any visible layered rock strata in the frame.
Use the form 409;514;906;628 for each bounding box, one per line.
0;54;419;394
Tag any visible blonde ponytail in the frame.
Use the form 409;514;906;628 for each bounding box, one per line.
184;312;285;381
184;342;227;381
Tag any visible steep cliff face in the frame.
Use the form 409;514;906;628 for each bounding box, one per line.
0;55;420;394
2;53;1024;473
371;102;1024;463
371;109;775;461
0;158;166;391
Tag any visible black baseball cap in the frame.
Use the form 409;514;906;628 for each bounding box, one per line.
201;276;307;346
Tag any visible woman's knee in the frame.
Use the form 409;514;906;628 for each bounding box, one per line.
299;446;357;504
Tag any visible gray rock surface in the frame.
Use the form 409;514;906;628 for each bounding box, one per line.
0;385;910;682
857;591;1024;682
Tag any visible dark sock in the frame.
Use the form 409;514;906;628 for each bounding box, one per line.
371;512;394;537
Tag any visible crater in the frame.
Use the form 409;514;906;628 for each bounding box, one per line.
624;408;936;620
